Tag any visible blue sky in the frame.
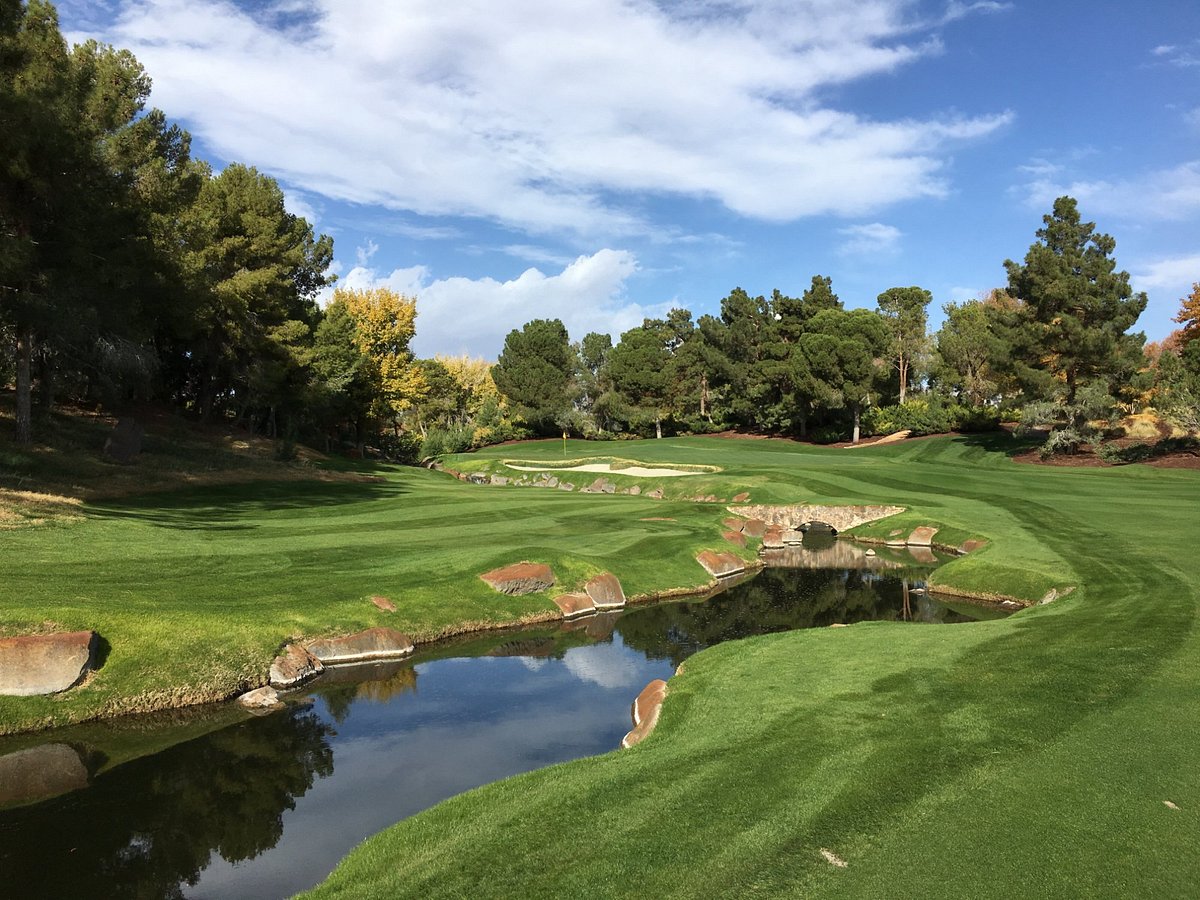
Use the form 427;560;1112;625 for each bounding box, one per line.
60;0;1200;359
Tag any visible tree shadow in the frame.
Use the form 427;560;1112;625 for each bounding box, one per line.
83;479;408;530
954;428;1042;458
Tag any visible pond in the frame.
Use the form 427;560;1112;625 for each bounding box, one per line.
0;544;1002;898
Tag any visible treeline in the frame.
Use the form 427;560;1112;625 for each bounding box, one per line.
487;198;1199;452
4;3;1198;461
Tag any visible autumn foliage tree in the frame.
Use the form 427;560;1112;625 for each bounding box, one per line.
1175;282;1200;346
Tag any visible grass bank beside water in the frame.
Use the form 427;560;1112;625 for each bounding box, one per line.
305;434;1200;899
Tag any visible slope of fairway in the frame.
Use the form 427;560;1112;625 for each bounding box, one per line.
304;435;1200;899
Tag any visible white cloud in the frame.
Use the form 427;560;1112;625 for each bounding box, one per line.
1018;161;1200;221
337;248;659;357
80;0;1011;237
355;238;379;268
1132;254;1200;294
282;188;320;226
838;222;902;256
562;642;642;689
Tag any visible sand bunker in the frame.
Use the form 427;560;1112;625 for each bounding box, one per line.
506;462;701;478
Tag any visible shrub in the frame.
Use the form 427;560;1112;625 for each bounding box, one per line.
1039;427;1084;459
863;399;953;437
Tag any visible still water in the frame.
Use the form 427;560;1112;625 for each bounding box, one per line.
0;547;1000;899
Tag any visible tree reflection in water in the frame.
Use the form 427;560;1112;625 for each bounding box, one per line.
0;704;333;899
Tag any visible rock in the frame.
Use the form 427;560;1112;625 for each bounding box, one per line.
864;548;876;556
0;631;96;696
0;744;89;809
558;482;575;491
907;525;939;546
306;627;415;664
889;529;904;537
648;488;664;500
103;417;144;464
546;476;559;488
722;517;744;532
601;481;617;494
722;530;747;547
480;561;556;595
468;473;489;485
489;475;509;486
588;477;608;493
782;529;804;545
829;623;849;628
237;686;284;710
762;527;785;549
554;593;596;620
586;572;627;610
370;595;397;612
732;492;750;502
959;539;989;554
621;679;668;748
696;550;746;578
742;518;767;538
269;643;324;688
628;485;641;496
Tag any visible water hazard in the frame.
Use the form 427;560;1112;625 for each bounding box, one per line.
0;544;1002;898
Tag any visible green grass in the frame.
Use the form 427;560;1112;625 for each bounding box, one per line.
4;430;1199;897
298;435;1200;899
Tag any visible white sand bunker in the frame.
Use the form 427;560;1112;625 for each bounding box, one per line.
506;462;702;478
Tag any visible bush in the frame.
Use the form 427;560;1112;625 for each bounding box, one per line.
421;425;473;460
1096;435;1200;464
947;403;1002;433
1039;427;1084;459
863;399;952;437
809;426;844;445
378;431;422;465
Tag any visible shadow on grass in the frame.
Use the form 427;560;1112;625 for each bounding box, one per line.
83;479;408;529
954;428;1042;457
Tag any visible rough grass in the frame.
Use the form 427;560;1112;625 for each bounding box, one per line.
301;434;1200;899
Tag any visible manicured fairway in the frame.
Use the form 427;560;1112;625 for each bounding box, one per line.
300;436;1200;899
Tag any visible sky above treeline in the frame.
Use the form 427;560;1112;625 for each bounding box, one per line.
60;0;1200;358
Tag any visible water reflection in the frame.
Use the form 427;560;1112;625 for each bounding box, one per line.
0;557;998;899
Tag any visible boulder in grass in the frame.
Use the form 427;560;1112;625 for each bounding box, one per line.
742;519;767;538
959;539;989;555
585;572;626;610
306;628;415;665
722;518;744;532
370;595;397;613
0;631;96;696
648;487;664;500
554;593;596;620
622;679;668;748
0;744;89;809
489;475;509;486
628;485;642;496
270;643;324;688
696;550;745;578
732;492;750;502
907;525;939;547
722;530;747;548
480;561;556;595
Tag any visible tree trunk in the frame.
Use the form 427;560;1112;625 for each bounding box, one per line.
898;353;908;404
798;406;808;438
655;414;662;439
15;325;33;445
36;346;54;413
700;374;710;421
852;406;861;444
1066;368;1077;405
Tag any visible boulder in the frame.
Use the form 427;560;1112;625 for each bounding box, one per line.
742;518;767;538
628;485;642;496
782;529;804;545
722;530;747;547
601;481;617;494
558;482;575;492
237;686;284;711
648;488;664;500
622;679;668;748
269;643;324;688
370;595;397;612
103;417;144;464
0;744;89;809
468;473;489;485
480;561;556;595
585;572;627;610
732;492;750;502
553;593;596;620
722;518;744;532
588;477;609;493
762;527;785;549
696;550;745;578
959;539;989;554
546;476;560;488
0;631;96;696
306;627;415;665
907;525;939;546
489;475;509;486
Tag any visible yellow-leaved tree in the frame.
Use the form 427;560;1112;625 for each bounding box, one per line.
1175;282;1200;346
334;286;426;430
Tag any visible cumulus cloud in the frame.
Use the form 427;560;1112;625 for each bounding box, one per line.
1132;254;1200;294
77;0;1011;238
838;222;902;256
336;248;662;357
1018;161;1200;221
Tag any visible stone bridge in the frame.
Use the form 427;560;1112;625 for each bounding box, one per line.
726;504;905;533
